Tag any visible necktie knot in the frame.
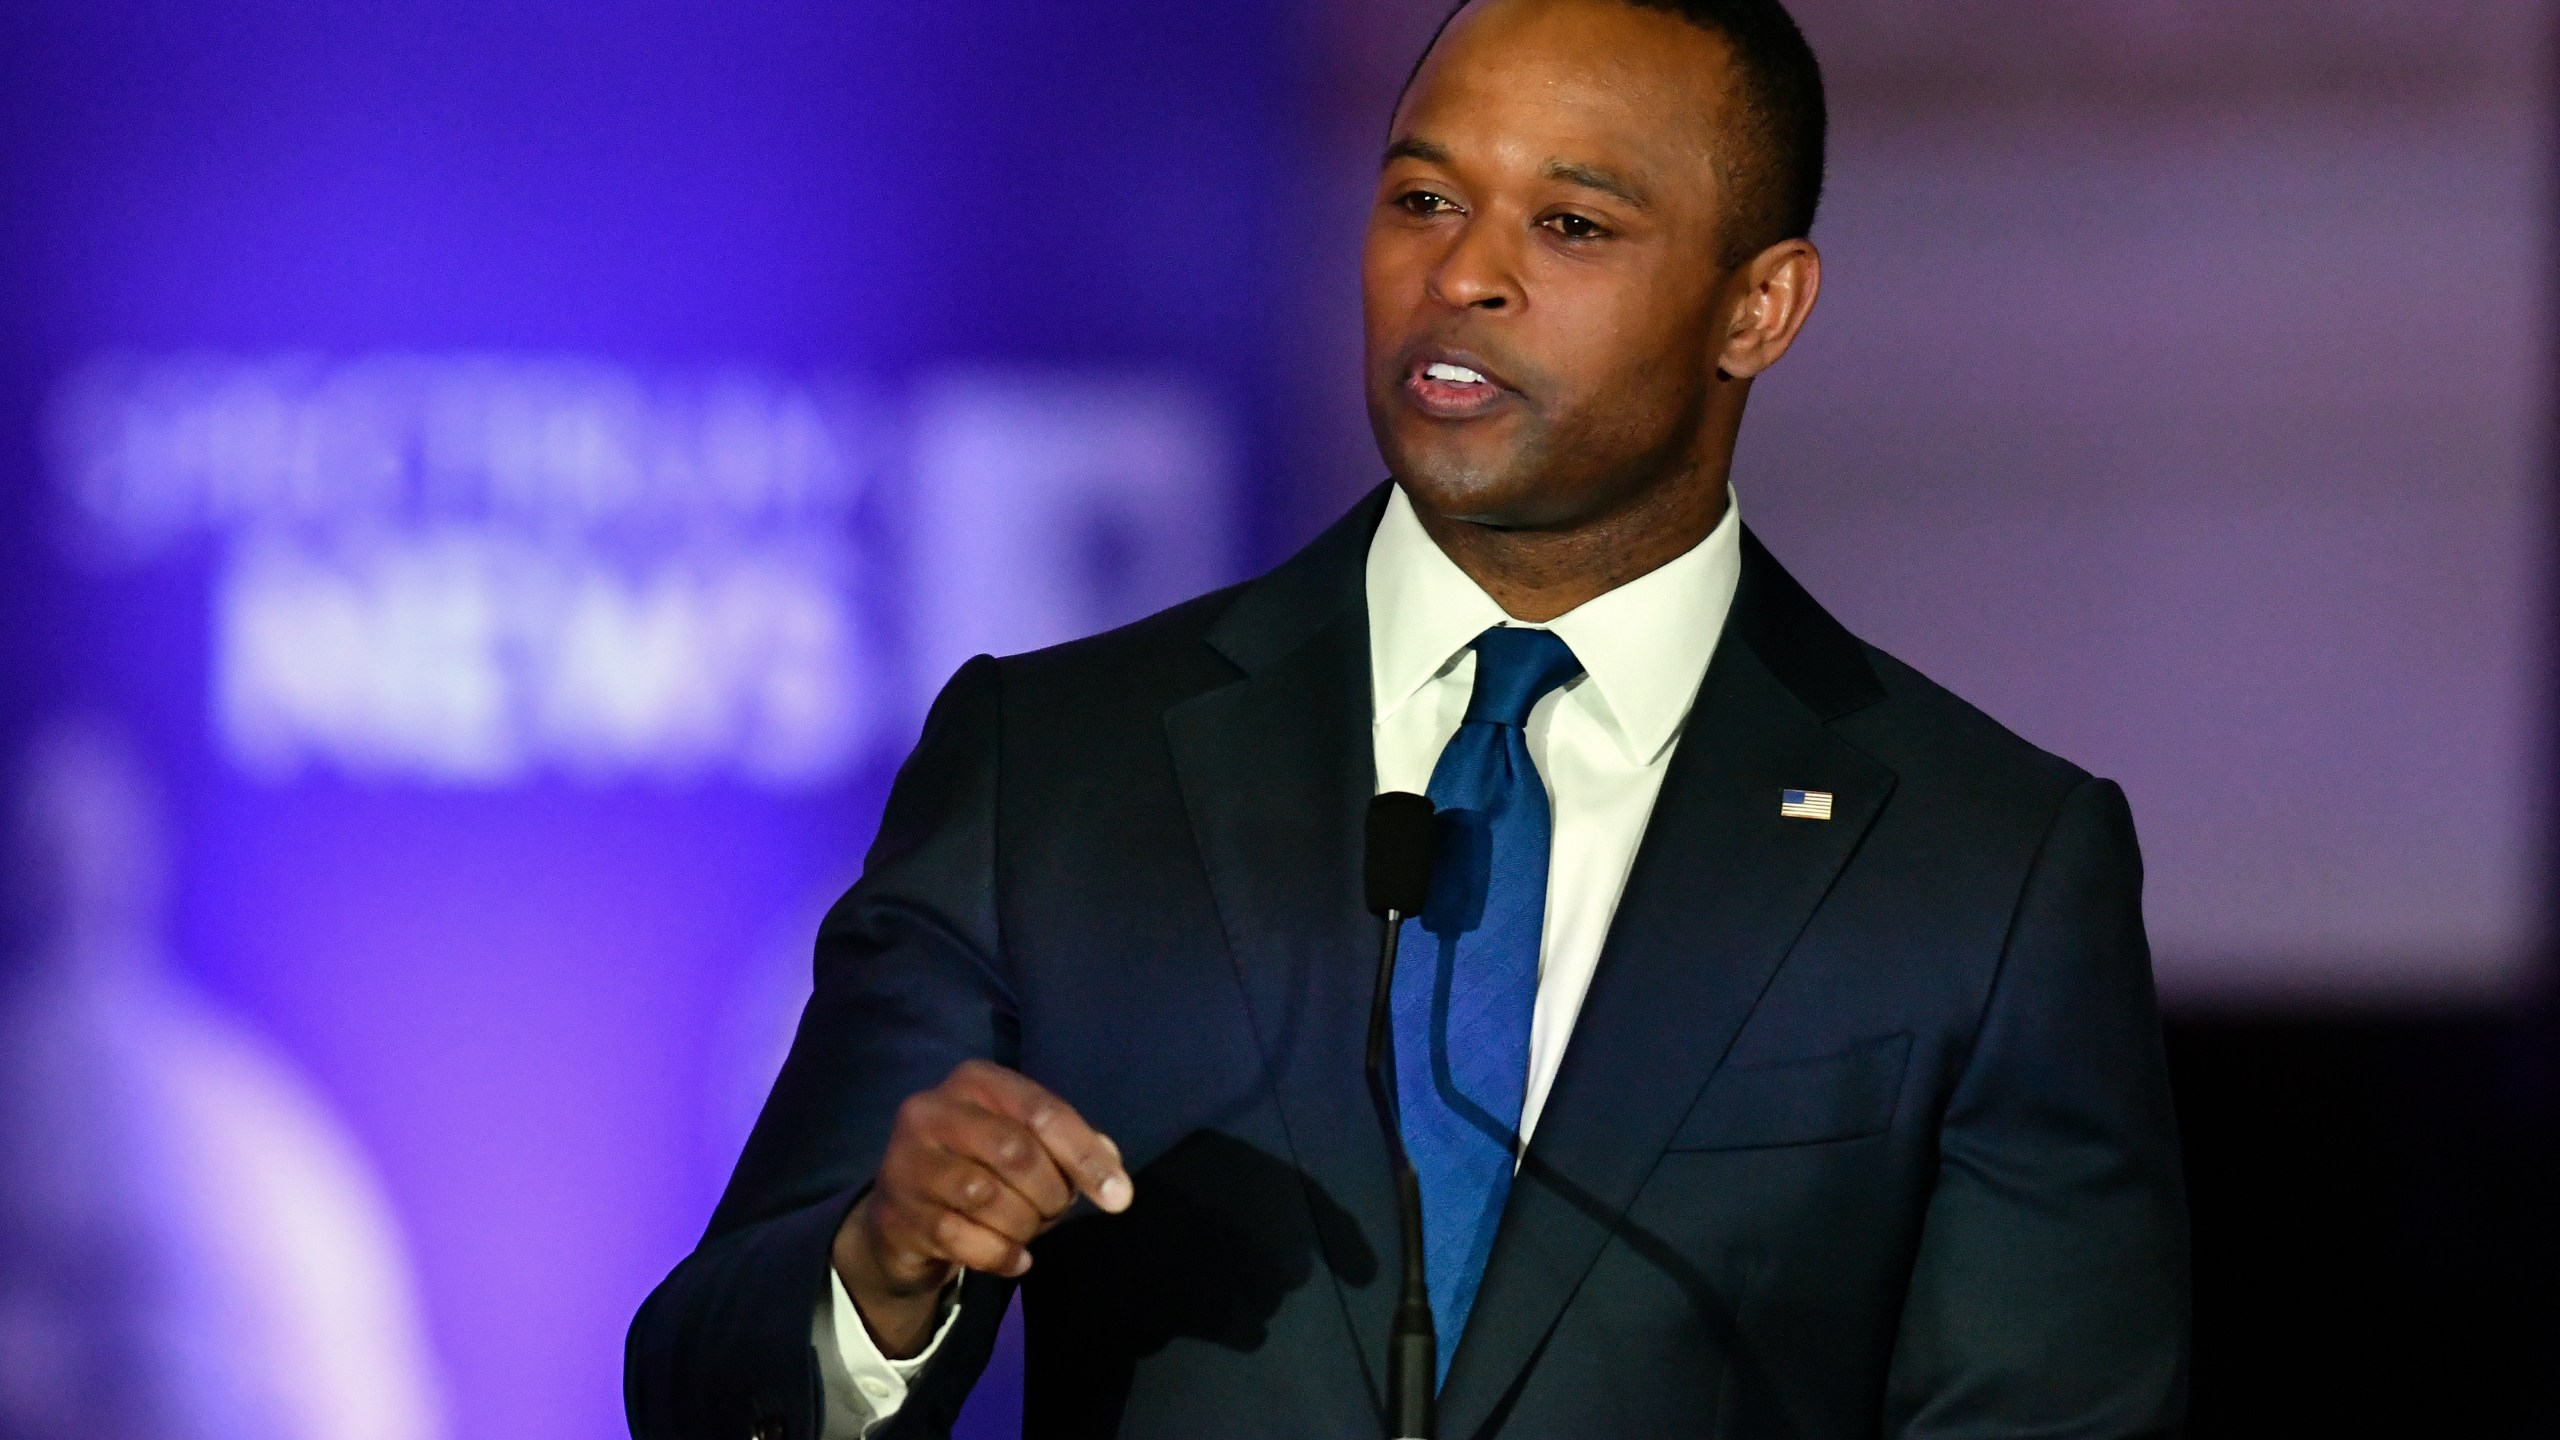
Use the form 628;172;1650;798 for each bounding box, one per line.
1462;626;1583;729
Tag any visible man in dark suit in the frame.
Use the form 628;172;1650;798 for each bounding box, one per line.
626;0;2191;1435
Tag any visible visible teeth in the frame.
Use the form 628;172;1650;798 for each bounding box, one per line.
1424;362;1486;385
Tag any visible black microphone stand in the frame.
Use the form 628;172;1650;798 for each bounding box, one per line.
1363;793;1438;1440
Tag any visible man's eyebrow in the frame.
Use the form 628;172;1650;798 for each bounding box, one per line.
1379;140;1653;211
1382;136;1451;168
1544;160;1652;211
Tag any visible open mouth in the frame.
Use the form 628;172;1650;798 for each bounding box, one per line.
1402;355;1513;420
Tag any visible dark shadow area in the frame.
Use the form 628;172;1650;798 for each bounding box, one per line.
1022;1129;1376;1434
1494;1148;1769;1428
2166;1012;2560;1437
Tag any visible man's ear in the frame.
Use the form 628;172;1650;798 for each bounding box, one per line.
1714;238;1822;382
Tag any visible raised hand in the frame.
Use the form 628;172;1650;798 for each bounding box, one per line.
830;1060;1133;1356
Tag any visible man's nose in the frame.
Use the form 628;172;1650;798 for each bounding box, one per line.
1425;220;1522;313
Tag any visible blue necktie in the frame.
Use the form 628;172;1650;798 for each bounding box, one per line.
1391;624;1584;1383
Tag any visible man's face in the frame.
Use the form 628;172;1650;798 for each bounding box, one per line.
1363;0;1746;530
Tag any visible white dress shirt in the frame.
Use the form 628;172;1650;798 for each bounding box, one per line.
1365;482;1741;1144
815;482;1742;1436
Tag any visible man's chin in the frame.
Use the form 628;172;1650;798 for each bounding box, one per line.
1392;464;1545;529
1380;419;1529;492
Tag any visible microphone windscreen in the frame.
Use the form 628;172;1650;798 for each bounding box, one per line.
1364;791;1436;918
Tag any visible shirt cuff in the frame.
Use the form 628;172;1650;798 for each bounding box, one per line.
813;1266;962;1440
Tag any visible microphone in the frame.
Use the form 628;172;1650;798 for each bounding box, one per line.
1363;792;1438;1440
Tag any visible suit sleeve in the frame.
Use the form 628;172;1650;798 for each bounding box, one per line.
1882;776;2192;1439
626;655;1023;1440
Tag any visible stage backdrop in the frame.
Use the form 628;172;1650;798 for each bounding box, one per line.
0;3;1291;1437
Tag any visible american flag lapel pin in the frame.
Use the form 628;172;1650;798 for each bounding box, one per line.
1780;789;1835;821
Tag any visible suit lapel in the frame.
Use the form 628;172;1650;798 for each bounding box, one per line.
1436;531;1899;1438
1163;503;1899;1431
1163;487;1406;1409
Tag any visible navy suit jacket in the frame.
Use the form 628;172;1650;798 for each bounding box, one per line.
627;486;2190;1439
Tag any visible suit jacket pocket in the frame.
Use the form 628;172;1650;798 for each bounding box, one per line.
1665;1032;1913;1151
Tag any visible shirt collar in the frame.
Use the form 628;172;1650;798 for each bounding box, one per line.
1365;481;1743;765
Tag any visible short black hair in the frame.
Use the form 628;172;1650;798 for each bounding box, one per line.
1396;0;1827;265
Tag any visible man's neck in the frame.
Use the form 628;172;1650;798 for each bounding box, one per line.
1409;472;1731;624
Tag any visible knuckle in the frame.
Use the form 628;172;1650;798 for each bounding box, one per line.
885;1142;936;1187
901;1188;942;1235
894;1091;937;1133
875;1164;918;1208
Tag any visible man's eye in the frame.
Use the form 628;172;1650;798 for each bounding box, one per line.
1397;190;1455;217
1545;212;1606;240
